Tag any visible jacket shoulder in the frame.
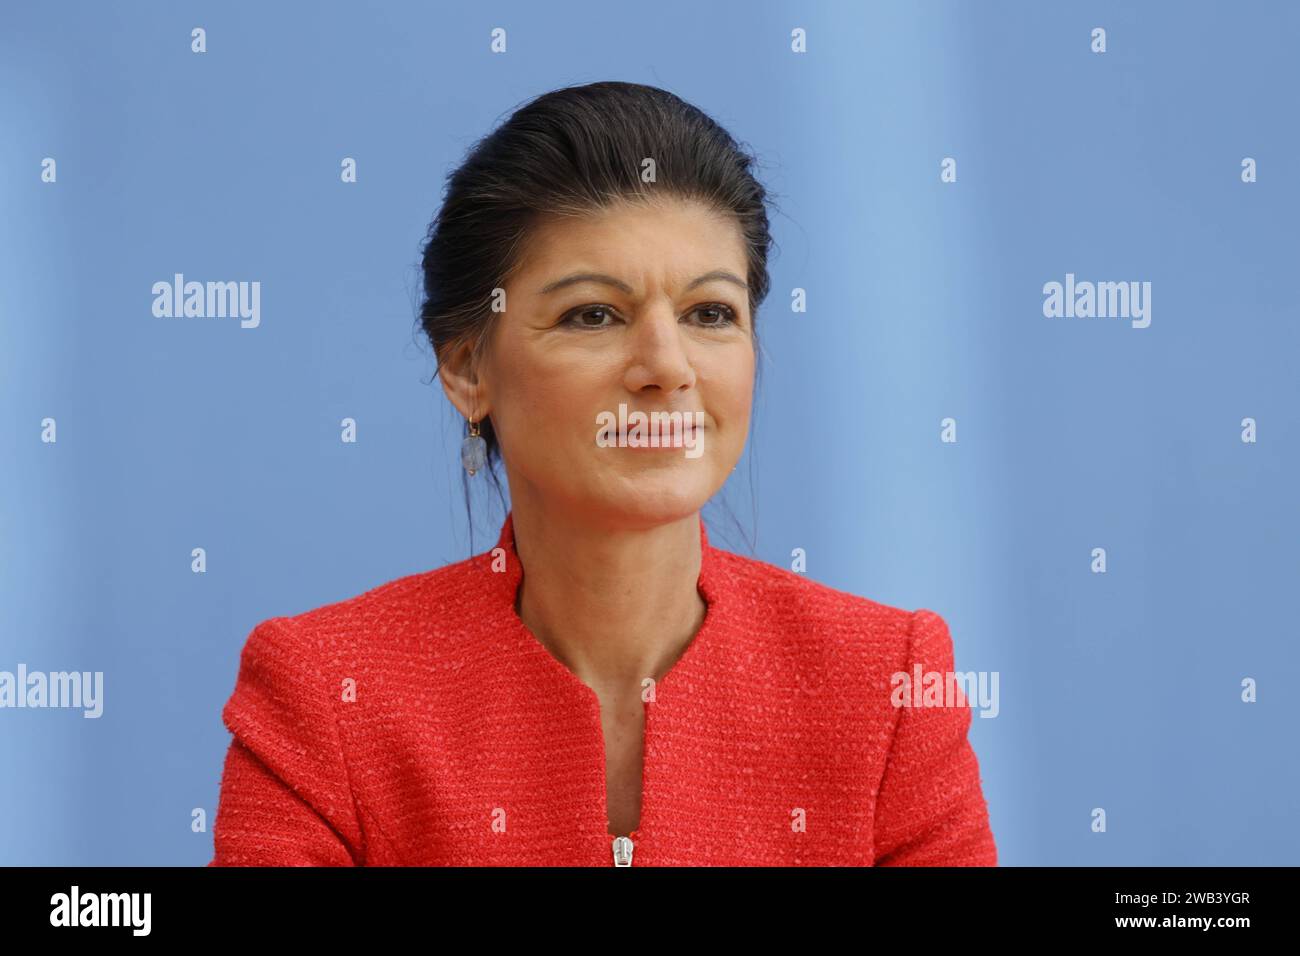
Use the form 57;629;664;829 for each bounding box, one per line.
704;548;965;692
711;545;913;631
249;549;492;658
707;546;925;677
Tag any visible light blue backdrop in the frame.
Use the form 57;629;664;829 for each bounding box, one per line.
2;0;1296;865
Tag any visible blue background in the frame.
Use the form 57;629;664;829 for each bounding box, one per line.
1;0;1296;865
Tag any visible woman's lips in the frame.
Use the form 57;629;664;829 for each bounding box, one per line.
615;423;704;448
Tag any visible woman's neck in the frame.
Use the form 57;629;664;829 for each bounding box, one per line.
508;500;707;698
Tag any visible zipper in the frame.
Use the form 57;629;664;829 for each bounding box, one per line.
611;834;635;867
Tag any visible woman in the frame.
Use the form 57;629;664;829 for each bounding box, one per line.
208;81;996;867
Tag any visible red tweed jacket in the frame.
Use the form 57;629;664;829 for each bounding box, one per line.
209;512;996;866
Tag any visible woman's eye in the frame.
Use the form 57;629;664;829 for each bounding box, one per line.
563;306;618;329
691;303;737;327
562;303;737;329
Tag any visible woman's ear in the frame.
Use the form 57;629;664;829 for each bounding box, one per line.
438;337;490;420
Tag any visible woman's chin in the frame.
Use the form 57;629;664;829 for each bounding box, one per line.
576;475;715;527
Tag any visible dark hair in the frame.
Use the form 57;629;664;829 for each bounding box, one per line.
416;81;777;547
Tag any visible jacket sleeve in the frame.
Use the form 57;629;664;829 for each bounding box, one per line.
208;616;363;866
872;608;997;866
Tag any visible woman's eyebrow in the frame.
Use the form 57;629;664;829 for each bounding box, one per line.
538;270;748;296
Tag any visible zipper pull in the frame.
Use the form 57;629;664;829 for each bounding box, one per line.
611;835;634;867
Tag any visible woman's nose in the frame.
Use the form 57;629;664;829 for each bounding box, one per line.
623;307;695;393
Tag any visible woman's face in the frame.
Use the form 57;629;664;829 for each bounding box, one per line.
473;196;755;530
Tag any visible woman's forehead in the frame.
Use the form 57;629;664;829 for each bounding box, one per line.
515;204;748;286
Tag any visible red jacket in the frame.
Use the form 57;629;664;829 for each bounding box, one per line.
209;512;996;866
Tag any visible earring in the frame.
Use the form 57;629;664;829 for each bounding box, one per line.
461;417;486;476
